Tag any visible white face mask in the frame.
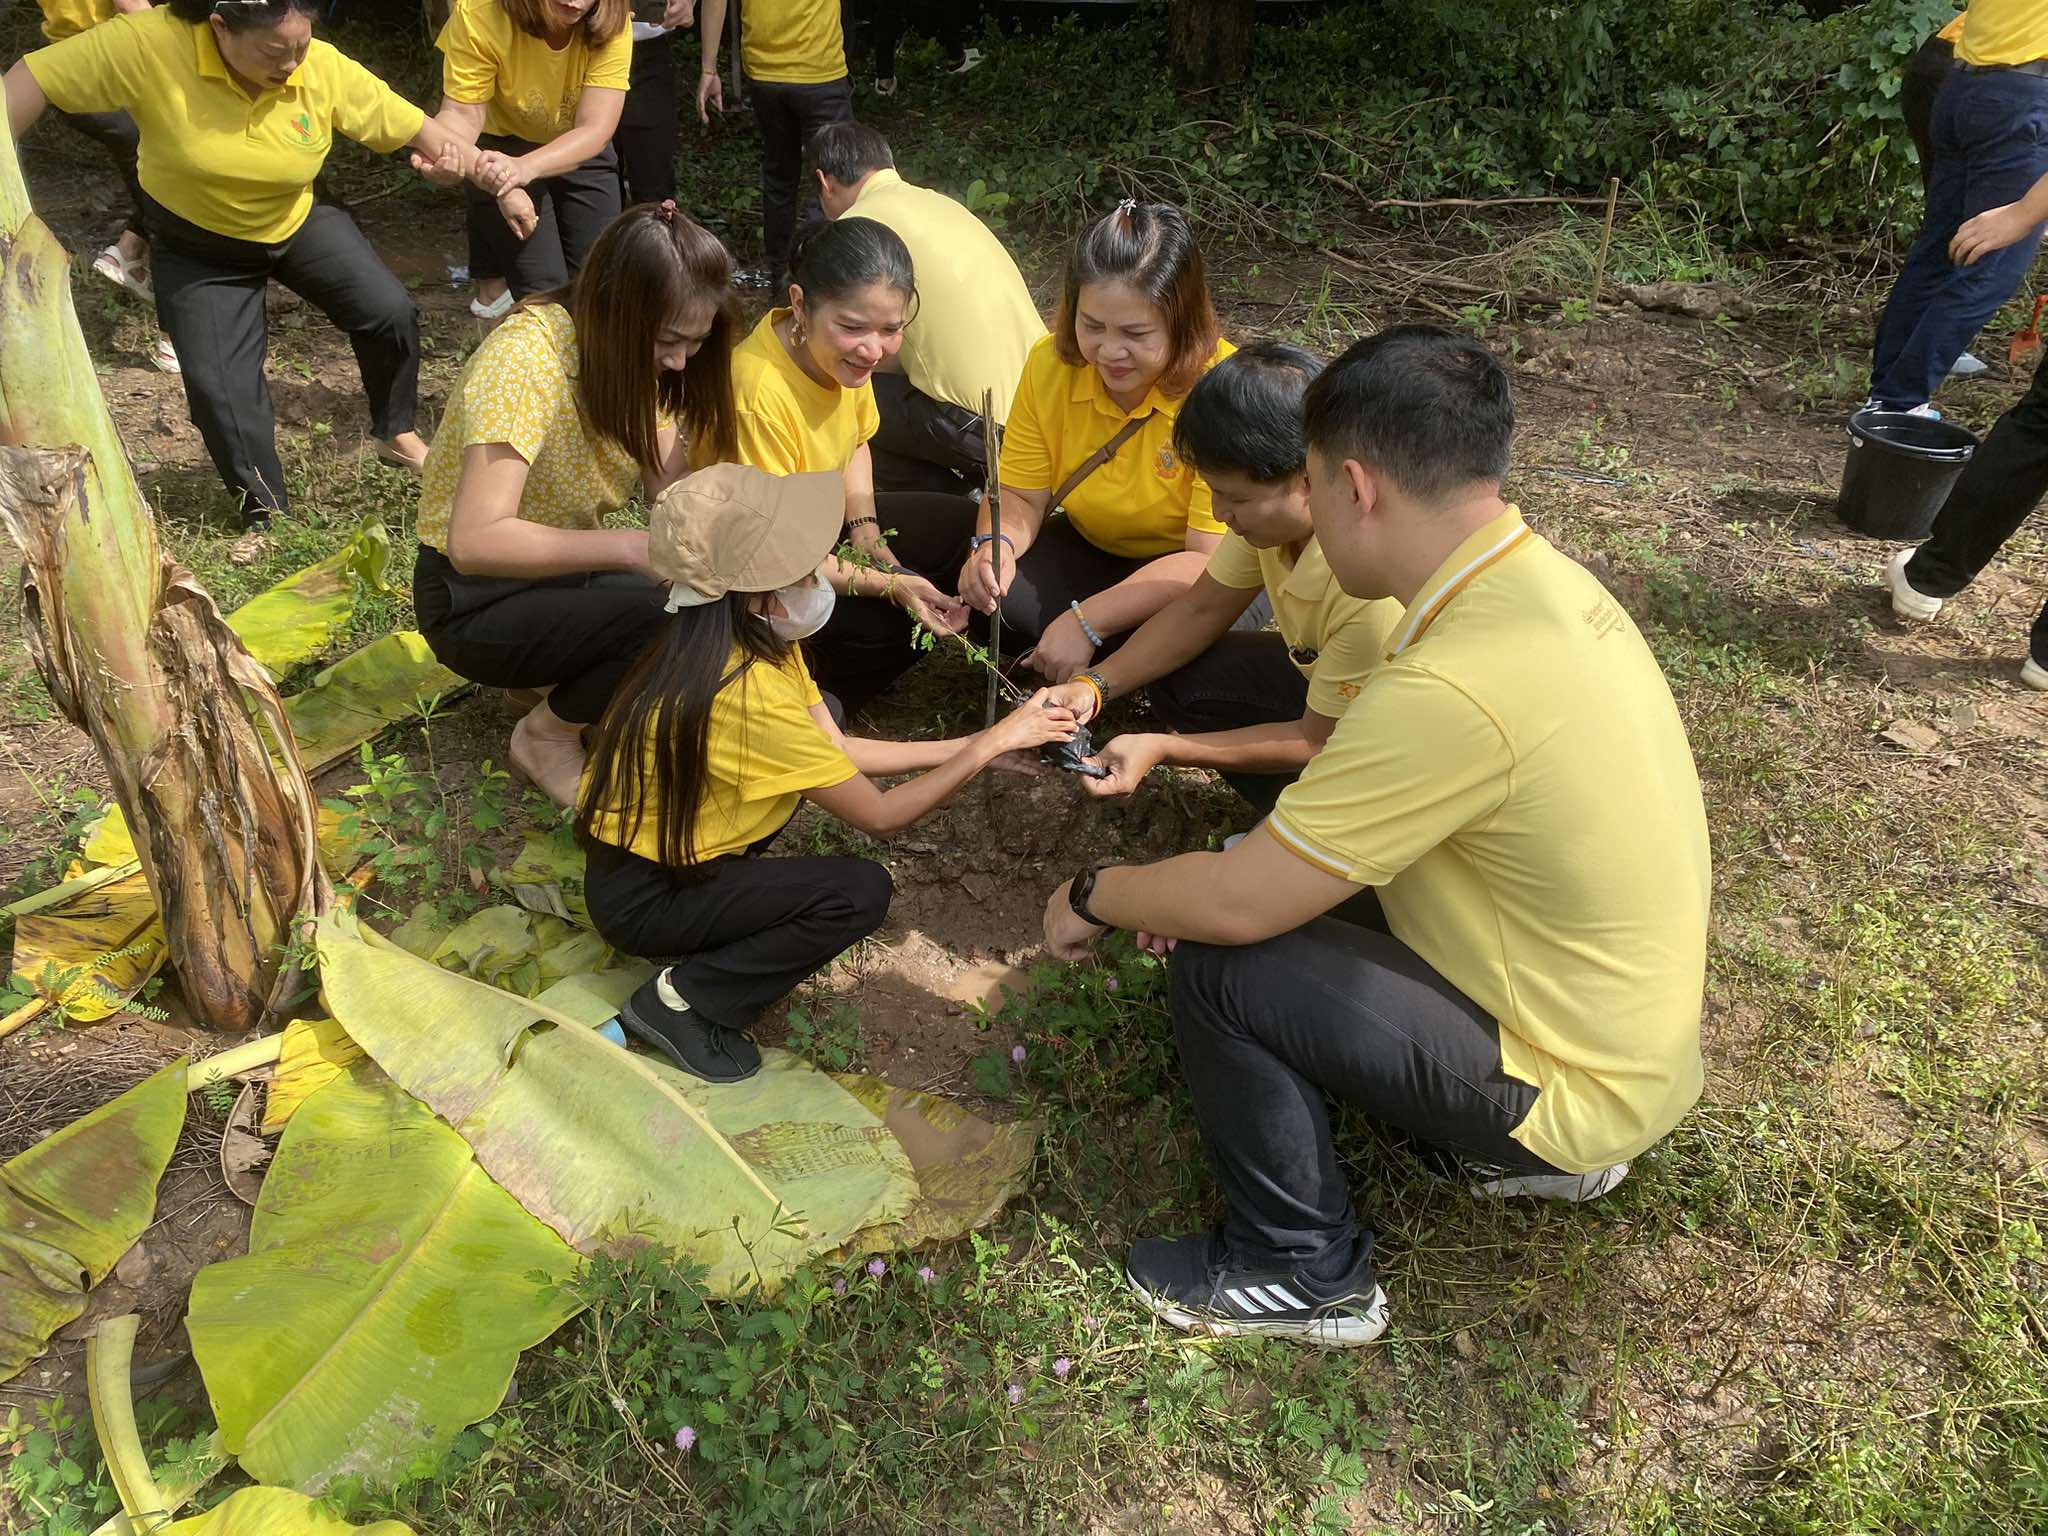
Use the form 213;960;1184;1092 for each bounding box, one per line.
756;569;836;642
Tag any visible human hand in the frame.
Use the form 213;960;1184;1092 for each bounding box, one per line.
957;543;1014;614
1951;202;2040;266
1040;678;1102;725
990;749;1047;776
662;0;694;24
697;71;725;123
984;689;1078;758
411;141;468;189
497;187;539;242
1021;609;1096;682
888;572;969;635
1044;880;1104;962
474;150;531;196
1133;931;1177;957
1079;734;1161;799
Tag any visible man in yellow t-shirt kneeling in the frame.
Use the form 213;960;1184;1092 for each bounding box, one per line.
1042;326;1712;1348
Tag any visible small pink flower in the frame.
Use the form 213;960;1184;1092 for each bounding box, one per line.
1006;1382;1024;1406
1053;1356;1072;1379
1082;1314;1102;1333
867;1258;887;1279
831;1278;847;1297
1010;1045;1026;1064
674;1426;696;1453
917;1265;936;1286
1103;977;1118;993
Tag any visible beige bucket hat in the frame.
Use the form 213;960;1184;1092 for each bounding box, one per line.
648;464;846;611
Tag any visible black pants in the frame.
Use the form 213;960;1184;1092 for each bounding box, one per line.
867;0;965;76
1902;33;1955;199
413;545;669;724
1170;893;1559;1281
584;838;892;1029
869;371;987;494
1905;348;2048;666
465;133;622;298
746;75;854;272
1147;631;1308;815
148;197;417;519
614;32;681;205
54;107;146;241
807;490;979;716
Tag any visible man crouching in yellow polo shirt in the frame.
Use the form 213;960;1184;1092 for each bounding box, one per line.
1042;325;1711;1348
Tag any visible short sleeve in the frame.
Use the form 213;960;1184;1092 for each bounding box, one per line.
1269;663;1512;885
435;0;498;104
727;662;858;801
584;25;633;89
327;46;427;152
734;393;809;475
1304;601;1400;720
998;342;1056;490
1204;532;1263;591
457;322;565;463
22;16;144;114
1182;467;1226;538
853;383;881;448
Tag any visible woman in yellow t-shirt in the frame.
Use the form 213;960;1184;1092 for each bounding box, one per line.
413;205;739;807
575;463;1076;1083
430;0;632;317
957;201;1256;683
5;0;510;524
727;216;979;713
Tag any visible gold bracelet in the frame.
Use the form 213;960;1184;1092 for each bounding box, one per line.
1075;672;1107;711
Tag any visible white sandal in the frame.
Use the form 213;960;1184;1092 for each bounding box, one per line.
469;288;514;321
93;244;153;303
151;335;180;375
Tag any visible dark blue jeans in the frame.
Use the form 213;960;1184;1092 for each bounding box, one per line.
1870;65;2048;410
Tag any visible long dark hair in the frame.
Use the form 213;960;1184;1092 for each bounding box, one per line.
534;204;741;471
574;597;794;868
1054;200;1219;399
786;216;917;311
166;0;319;25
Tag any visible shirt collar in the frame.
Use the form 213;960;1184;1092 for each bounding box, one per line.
194;21;307;95
1384;504;1531;659
850;168;903;206
1276;536;1333;602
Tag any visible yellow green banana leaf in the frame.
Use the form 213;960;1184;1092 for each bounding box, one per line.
261;1017;365;1135
283;632;467;774
315;910;918;1294
187;1063;580;1492
9;864;164;1023
85;800;360;881
162;1487;412;1536
831;1077;1040;1255
224;523;391;678
0;1059;187;1381
496;831;589;927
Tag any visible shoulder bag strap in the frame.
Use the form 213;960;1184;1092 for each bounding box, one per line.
1046;410;1154;512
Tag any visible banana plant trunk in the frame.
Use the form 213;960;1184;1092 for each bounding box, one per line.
0;120;327;1031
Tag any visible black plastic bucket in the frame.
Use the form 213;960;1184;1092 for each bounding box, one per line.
1836;409;1979;541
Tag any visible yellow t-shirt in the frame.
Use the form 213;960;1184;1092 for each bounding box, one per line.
417;304;647;552
1959;0;2048;64
25;10;425;244
739;0;845;85
582;646;858;864
436;0;633;144
1267;508;1711;1175
999;334;1234;559
35;0;109;44
1939;12;1967;43
842;170;1047;422
1204;534;1402;720
730;310;882;474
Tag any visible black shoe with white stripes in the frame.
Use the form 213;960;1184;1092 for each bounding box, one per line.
1124;1231;1389;1348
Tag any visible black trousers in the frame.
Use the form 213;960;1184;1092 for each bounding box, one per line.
465;133;622;297
54;107;146;241
866;0;965;76
584;838;893;1029
869;371;987;494
1902;33;1956;199
614;32;681;205
1904;348;2048;666
413;545;670;724
148;197;417;519
746;75;854;272
807;489;980;716
1170;892;1558;1281
1147;631;1308;815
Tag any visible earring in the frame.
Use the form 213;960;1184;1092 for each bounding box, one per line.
790;315;807;348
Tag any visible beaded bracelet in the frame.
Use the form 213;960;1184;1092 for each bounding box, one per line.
1068;601;1105;648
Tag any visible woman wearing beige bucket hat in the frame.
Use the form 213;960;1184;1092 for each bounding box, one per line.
573;462;1078;1082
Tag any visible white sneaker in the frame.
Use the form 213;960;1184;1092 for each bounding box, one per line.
1473;1162;1630;1202
151;335;180;374
1859;398;1943;420
1886;547;1945;621
469;288;514;321
950;46;985;74
2022;657;2048;691
1949;351;1989;379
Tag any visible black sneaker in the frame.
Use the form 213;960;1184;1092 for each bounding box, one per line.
618;970;762;1084
1124;1231;1389;1348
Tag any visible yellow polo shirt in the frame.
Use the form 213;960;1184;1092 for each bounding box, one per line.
35;0;109;44
436;0;633;145
25;10;425;245
1000;334;1233;559
739;0;845;84
730;310;881;475
1205;534;1402;719
1959;0;2048;65
842;170;1046;423
582;647;858;865
1268;508;1710;1174
418;304;649;551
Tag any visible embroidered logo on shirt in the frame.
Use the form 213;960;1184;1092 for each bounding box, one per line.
1154;445;1181;481
1581;597;1627;639
291;111;314;143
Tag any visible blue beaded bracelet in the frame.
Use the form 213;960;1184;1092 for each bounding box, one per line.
1069;600;1105;648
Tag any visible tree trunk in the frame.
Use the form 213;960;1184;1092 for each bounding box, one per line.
0;122;327;1032
1170;0;1256;90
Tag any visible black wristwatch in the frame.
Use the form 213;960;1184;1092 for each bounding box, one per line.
1069;865;1107;927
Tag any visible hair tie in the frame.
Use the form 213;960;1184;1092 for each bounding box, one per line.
657;199;679;224
1115;197;1138;222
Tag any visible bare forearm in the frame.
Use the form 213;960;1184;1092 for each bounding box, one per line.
447;521;645;580
980;487;1047;556
1141;722;1325;776
699;0;727;68
1094;586;1252;699
1087;854;1250;944
516;123;615;182
844;734;970;776
5;64;47;139
1078;551;1212;637
847;740;999;833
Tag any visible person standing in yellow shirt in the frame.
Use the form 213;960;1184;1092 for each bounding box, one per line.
6;0;503;524
695;0;852;282
1042;327;1710;1349
957;201;1251;683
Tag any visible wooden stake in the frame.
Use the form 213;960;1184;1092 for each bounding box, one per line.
1588;176;1621;318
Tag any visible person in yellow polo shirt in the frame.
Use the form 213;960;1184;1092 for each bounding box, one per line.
695;0;851;282
574;462;1076;1081
811;122;1048;495
957;201;1252;684
1042;327;1711;1348
431;0;633;317
5;0;509;524
1043;343;1400;815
